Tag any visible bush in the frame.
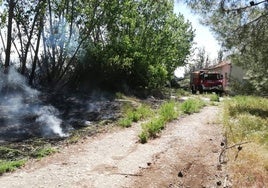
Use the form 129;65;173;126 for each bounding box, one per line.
138;131;148;144
119;104;152;128
180;98;205;114
118;117;133;128
145;118;165;138
159;101;179;122
139;100;179;143
210;94;220;102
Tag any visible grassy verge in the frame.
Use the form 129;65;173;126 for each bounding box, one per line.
139;100;179;143
223;96;268;187
0;141;59;175
180;98;206;114
139;98;206;143
118;103;153;128
0;160;26;175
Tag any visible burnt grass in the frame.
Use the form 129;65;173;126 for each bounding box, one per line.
0;90;168;169
0;92;118;164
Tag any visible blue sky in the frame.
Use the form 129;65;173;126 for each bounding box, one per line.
173;1;221;77
174;1;220;59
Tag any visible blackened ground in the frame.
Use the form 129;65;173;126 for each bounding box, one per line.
0;92;122;142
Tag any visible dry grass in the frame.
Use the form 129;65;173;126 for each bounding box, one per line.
227;143;268;187
223;96;268;187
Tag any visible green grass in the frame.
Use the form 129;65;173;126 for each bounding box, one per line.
175;89;190;97
119;104;152;128
139;100;179;143
138;98;209;143
180;98;205;114
159;100;179;121
223;96;268;186
223;96;268;144
0;160;26;175
209;94;220;102
31;146;57;159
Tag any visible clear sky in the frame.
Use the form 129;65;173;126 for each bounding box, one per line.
173;1;221;59
173;1;221;77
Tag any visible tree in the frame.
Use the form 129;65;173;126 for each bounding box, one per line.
4;0;16;71
183;0;268;95
75;0;194;91
0;0;194;92
186;47;212;73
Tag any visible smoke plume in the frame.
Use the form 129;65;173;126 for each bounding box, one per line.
0;67;67;142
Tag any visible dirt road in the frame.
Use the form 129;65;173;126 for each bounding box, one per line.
0;106;228;188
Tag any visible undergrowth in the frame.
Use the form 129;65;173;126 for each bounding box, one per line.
118;104;152;128
139;98;206;143
139;100;179;143
180;98;206;114
223;96;268;187
0;160;26;175
0;141;58;175
209;94;220;102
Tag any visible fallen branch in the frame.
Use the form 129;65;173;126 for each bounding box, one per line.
219;141;251;164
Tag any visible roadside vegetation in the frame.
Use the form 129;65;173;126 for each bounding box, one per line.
0;141;59;175
223;96;268;187
0;91;222;175
139;97;206;143
118;103;153;128
180;98;206;114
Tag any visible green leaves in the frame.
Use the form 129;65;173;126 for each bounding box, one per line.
1;0;194;91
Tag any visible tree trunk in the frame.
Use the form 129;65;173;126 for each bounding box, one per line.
5;0;16;72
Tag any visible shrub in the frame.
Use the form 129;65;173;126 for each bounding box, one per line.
139;100;179;143
180;98;205;114
118;117;133;128
145;118;165;138
159;101;179;122
210;94;220;102
115;92;124;99
138;131;148;144
119;104;152;128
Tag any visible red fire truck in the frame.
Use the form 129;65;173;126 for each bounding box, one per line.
190;70;224;95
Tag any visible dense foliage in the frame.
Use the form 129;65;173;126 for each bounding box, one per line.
183;0;268;95
0;0;194;92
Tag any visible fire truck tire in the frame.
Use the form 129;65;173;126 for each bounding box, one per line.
191;88;197;94
199;86;203;94
191;86;196;94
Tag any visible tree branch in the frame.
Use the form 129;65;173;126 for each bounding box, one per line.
221;0;268;13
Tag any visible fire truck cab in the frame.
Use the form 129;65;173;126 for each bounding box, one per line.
190;70;224;95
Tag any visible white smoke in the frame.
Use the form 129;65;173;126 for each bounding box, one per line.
0;67;67;139
36;106;67;137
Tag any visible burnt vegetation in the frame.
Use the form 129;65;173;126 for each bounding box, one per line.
0;0;194;169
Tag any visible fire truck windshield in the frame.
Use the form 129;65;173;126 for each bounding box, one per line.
203;73;222;80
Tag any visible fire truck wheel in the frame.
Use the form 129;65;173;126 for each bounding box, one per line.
199;86;203;94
